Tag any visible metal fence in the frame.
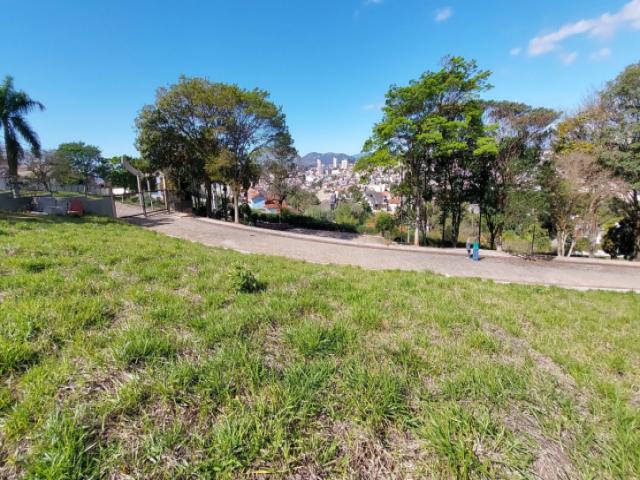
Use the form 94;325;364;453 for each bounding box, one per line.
4;180;172;219
14;182;113;198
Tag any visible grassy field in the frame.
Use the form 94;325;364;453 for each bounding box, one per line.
0;213;638;479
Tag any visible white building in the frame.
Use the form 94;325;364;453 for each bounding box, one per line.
316;158;322;176
340;159;348;170
367;183;388;193
332;157;338;169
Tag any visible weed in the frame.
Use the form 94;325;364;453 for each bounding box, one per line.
228;265;264;293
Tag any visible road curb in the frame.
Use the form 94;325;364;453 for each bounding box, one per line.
192;216;640;268
193;216;504;258
124;214;639;293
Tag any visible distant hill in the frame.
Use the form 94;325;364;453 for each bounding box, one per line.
297;152;359;167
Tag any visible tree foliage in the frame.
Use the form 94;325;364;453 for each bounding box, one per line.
55;142;103;193
136;77;295;221
599;63;640;258
24;151;57;192
264;156;294;218
358;56;496;246
136;77;224;213
0;76;44;190
481;101;559;249
557;63;640;259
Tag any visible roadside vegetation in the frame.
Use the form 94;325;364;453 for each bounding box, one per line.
4;60;639;259
1;212;638;479
356;58;639;260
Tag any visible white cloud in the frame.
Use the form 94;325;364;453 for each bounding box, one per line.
365;0;384;4
528;0;640;56
590;47;612;60
434;7;453;22
510;47;522;56
561;51;578;65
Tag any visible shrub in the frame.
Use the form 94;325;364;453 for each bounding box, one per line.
574;237;591;253
303;205;325;220
602;219;637;259
251;209;358;233
238;203;252;223
229;265;264;293
375;212;395;234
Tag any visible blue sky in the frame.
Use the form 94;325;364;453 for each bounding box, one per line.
2;0;639;157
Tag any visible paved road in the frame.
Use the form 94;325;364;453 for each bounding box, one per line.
126;213;640;292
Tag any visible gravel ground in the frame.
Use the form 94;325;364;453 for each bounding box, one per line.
126;213;640;292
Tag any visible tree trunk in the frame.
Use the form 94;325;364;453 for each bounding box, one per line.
495;225;504;252
450;206;461;248
5;133;20;197
567;239;576;258
488;224;496;250
477;204;482;245
205;179;213;217
233;190;239;224
414;203;420;246
9;175;20;198
556;232;565;257
222;185;228;221
531;229;536;256
556;233;562;257
632;190;640;261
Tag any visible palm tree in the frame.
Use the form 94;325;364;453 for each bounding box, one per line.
0;76;45;194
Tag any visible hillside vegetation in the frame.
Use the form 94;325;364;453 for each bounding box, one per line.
0;213;638;479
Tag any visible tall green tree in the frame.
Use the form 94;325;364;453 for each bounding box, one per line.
481;101;559;249
136;77;224;215
552;109;620;256
264;156;294;220
358;56;496;246
206;86;296;223
0;76;44;193
55;142;102;194
97;156;144;190
137;77;295;221
600;62;640;259
555;64;640;259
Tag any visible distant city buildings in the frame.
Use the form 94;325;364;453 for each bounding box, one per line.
296;157;402;215
249;155;403;216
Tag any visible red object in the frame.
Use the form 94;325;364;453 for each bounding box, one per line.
68;199;84;216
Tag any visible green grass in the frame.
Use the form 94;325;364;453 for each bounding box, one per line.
0;212;638;479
